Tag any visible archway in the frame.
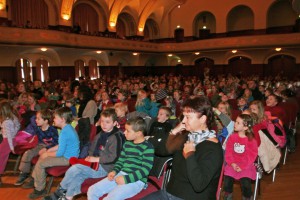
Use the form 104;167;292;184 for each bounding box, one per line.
227;5;254;32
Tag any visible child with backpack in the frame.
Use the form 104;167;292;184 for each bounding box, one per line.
14;109;59;186
87;117;154;200
27;107;79;199
224;114;258;200
43;108;124;200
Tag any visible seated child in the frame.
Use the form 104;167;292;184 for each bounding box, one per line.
147;107;173;155
15;109;59;186
27;107;80;199
0;101;20;185
43;108;124;200
114;102;128;132
87;117;154;200
223;114;258;200
237;97;249;112
65;96;77;117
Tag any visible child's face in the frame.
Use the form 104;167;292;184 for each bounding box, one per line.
157;109;169;123
95;94;101;101
28;96;35;104
217;104;227;114
124;124;139;141
234;117;247;132
115;108;125;117
53;114;65;128
35;112;48;127
150;94;156;101
238;98;246;106
65;101;72;108
99;116;116;132
250;104;259;115
117;93;125;101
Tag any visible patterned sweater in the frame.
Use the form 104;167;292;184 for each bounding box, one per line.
1;116;20;150
112;140;154;184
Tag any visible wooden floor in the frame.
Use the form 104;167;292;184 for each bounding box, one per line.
0;123;299;200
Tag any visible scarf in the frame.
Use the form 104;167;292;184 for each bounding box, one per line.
93;127;119;156
188;129;216;145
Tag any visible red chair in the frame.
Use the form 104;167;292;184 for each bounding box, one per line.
228;99;238;110
231;109;241;121
81;156;173;200
45;124;97;193
216;163;225;200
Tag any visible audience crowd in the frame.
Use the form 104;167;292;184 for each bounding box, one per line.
0;73;299;200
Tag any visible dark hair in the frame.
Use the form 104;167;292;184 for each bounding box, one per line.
238;114;254;140
182;96;214;129
54;107;73;124
100;108;118;122
37;109;52;123
268;93;282;104
126;117;147;136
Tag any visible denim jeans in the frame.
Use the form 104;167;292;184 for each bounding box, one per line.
60;164;108;197
87;171;145;200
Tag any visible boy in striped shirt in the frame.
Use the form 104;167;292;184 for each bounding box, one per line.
87;117;154;200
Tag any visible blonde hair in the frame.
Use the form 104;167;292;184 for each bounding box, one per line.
135;89;147;107
114;102;128;113
249;100;266;123
217;101;231;117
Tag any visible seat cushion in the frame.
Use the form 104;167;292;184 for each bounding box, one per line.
46;166;70;176
81;178;104;193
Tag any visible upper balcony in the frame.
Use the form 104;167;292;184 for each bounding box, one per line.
0;26;300;54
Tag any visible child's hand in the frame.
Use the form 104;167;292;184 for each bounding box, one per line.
85;156;99;162
40;152;48;159
116;122;120;129
107;171;116;181
115;176;125;185
39;148;47;155
231;163;242;172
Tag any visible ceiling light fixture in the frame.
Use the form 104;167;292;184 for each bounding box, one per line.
232;50;237;53
275;48;282;52
41;48;47;52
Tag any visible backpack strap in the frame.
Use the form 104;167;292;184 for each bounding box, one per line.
261;129;279;147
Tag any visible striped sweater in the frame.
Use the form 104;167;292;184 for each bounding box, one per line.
112;140;154;184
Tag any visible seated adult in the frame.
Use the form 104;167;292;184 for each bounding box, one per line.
142;96;224;200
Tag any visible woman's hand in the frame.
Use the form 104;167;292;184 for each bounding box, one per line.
183;140;196;158
170;122;186;135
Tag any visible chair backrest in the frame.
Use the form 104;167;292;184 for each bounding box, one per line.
89;125;97;142
147;156;173;190
216;163;225;200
